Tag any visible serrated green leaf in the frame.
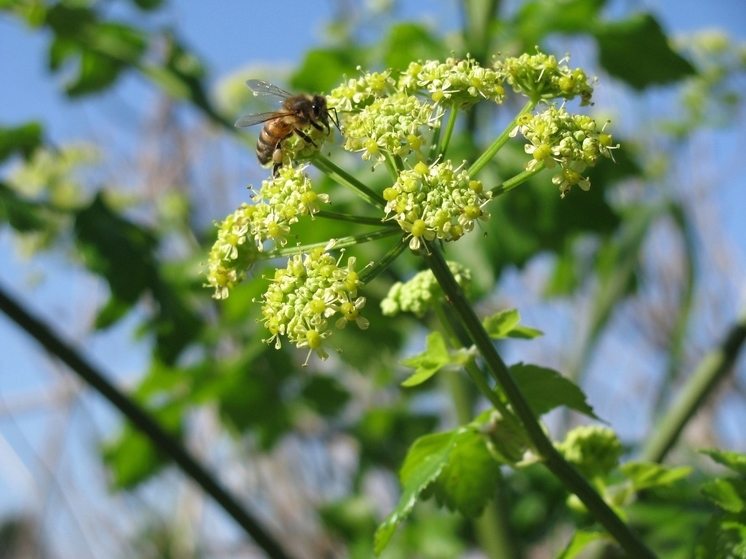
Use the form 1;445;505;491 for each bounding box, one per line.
433;428;501;517
374;431;455;555
557;529;609;559
593;14;696;90
510;363;600;419
620;462;692;491
701;449;746;476
483;309;543;340
400;331;450;387
701;478;746;513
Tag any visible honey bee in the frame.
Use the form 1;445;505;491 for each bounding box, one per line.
235;80;338;175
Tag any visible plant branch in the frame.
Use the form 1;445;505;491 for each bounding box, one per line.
423;245;657;558
641;305;746;463
468;100;535;177
311;154;386;208
0;283;296;559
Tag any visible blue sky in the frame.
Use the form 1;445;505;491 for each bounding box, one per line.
1;0;746;556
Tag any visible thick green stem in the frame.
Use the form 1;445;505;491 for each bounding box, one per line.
468;100;535;177
641;305;746;463
312;154;386;208
424;244;657;559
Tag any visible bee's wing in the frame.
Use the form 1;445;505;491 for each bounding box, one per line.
234;111;291;128
246;80;293;100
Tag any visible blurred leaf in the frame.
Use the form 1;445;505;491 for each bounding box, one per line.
620;462;692;491
383;23;448;72
515;0;606;46
0;122;43;162
593;14;696;90
291;47;366;94
74;193;201;364
0;183;46;232
702;449;746;477
557;529;609;559
701;479;746;514
483;308;543;340
301;375;351;417
131;0;164;10
102;401;183;488
45;5;146;96
375;431;454;555
510;363;600;419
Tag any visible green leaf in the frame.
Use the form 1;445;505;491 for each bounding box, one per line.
701;478;746;513
300;375;351;417
400;331;450;387
701;449;746;477
374;431;455;555
291;47;365;94
620;462;692;491
383;23;448;72
483;308;543;339
515;0;607;46
75;193;201;364
101;401;183;489
510;363;600;419
593;14;696;90
0;182;46;232
0;122;43;162
432;427;501;517
557;529;609;559
131;0;164;10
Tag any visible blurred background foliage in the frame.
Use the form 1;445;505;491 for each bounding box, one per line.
1;0;745;558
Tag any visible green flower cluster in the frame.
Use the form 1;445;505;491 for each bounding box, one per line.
259;245;368;363
513;105;618;196
495;51;594;105
381;261;472;318
341;92;435;163
383;160;491;249
205;165;328;298
398;56;506;105
556;425;623;479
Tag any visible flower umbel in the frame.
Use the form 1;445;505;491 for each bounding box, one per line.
496;50;594;105
513;105;618;197
259;246;368;364
383;160;491;249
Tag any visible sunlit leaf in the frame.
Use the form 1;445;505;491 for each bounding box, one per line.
620;462;692;491
701;478;746;514
375;431;455;554
701;449;746;477
483;309;543;339
557;529;609;559
510;363;600;419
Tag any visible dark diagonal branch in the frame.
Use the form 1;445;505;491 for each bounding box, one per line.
0;282;295;559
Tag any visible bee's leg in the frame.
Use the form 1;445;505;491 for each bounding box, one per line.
293;127;317;147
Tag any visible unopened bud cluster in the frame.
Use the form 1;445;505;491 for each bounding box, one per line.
381;261;472;318
556;425;622;479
